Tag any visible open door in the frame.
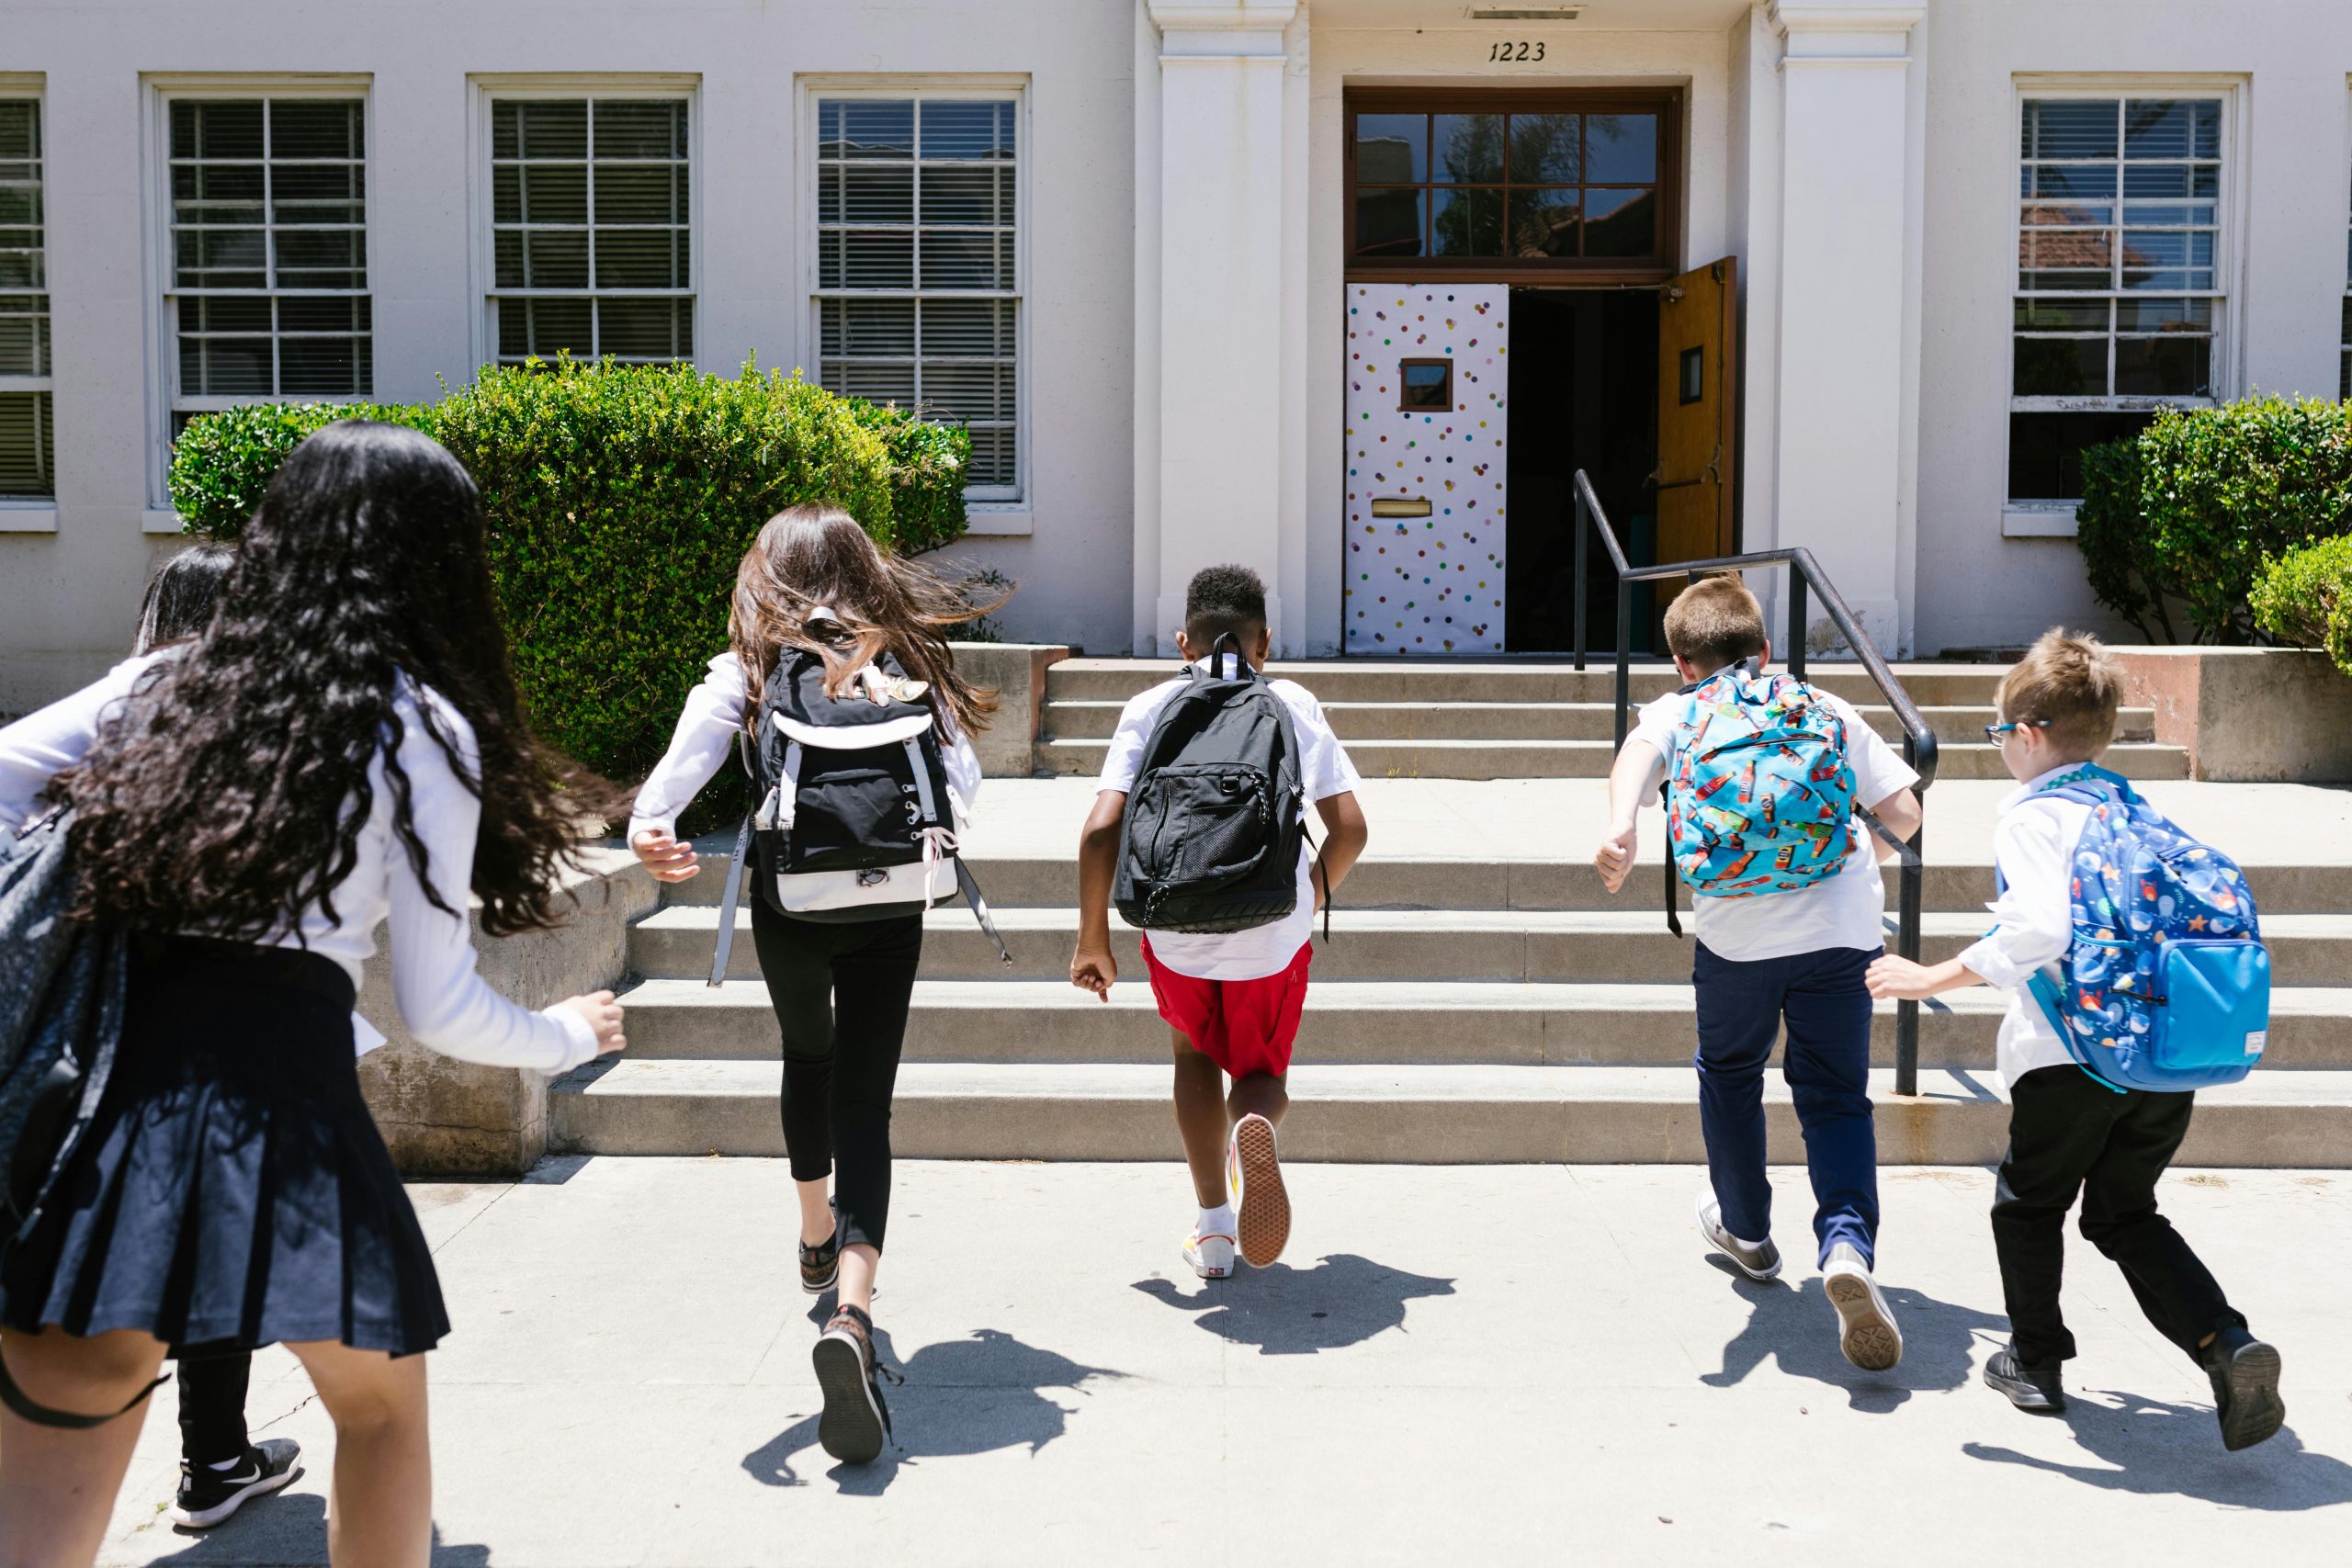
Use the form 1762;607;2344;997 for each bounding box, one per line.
1654;256;1736;565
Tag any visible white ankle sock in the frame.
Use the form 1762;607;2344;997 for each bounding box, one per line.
1198;1201;1236;1237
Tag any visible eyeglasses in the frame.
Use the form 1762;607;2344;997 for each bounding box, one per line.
1983;717;2052;744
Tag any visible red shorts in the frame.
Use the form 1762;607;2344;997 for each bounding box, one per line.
1139;936;1314;1080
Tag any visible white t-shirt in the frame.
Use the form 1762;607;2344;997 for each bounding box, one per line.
1629;668;1920;963
1955;765;2100;1089
1099;666;1363;981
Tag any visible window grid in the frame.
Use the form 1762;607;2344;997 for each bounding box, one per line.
2009;96;2227;502
165;96;372;434
0;96;53;499
488;97;694;367
813;96;1020;497
1350;109;1664;263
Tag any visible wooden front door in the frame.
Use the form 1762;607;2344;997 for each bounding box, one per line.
1653;256;1736;564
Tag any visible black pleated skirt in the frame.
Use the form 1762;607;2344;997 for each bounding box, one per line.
0;933;449;1356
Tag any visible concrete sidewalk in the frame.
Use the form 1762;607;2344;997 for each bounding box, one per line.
98;1159;2352;1566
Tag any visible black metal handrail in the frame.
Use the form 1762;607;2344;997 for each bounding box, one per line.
1569;469;1942;1095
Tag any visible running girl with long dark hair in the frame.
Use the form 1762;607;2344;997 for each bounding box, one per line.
628;502;995;1465
0;420;628;1568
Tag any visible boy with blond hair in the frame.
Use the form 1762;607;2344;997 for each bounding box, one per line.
1867;630;2282;1448
1595;574;1923;1370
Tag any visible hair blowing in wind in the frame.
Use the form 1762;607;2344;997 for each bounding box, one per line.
729;502;1002;737
62;420;605;940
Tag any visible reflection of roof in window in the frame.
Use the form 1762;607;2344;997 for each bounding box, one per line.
1359;137;1416;185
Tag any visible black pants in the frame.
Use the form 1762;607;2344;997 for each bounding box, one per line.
1992;1066;2245;1368
175;1346;251;1465
749;902;923;1254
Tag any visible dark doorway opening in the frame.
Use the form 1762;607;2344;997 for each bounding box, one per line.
1504;288;1659;654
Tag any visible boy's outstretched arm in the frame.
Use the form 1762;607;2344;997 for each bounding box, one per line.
1311;791;1369;909
1863;786;1923;863
1594;738;1664;895
1865;953;1984;1001
1072;790;1126;1000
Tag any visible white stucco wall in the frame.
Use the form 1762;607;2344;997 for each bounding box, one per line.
0;0;1136;715
1912;0;2352;654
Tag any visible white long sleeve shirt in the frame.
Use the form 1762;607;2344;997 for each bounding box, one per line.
1953;763;2100;1089
0;654;600;1074
628;650;983;842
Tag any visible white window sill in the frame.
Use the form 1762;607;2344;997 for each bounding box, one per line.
963;507;1032;537
2002;504;2079;538
0;505;58;533
142;508;185;536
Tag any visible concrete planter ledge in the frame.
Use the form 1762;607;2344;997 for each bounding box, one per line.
947;641;1069;776
2109;646;2352;783
357;845;659;1178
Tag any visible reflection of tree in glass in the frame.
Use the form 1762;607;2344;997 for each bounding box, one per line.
1432;115;1505;256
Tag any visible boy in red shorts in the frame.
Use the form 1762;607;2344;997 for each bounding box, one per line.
1072;566;1369;1277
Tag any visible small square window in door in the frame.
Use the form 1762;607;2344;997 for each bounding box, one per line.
1679;345;1704;405
1398;358;1453;412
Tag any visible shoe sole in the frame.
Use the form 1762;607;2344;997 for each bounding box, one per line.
1982;1365;2065;1415
168;1467;298;1529
2216;1339;2286;1451
1233;1116;1289;1269
813;1332;888;1465
1693;1197;1781;1281
1826;1270;1904;1371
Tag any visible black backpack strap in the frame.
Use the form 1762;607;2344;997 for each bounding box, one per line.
1205;630;1255;683
707;728;760;989
0;1232;169;1428
953;859;1014;967
1304;810;1333;943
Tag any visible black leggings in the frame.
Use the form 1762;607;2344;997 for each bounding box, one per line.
749;901;923;1254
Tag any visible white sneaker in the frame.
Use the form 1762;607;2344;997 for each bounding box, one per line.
1184;1222;1237;1279
1695;1193;1783;1281
1228;1113;1291;1269
1823;1242;1903;1371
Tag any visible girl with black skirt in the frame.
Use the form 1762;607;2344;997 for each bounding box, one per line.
628;502;994;1465
0;422;627;1567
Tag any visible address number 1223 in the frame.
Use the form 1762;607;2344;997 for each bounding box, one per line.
1489;40;1547;62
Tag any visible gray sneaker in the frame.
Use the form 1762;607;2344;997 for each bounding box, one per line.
1695;1193;1782;1280
1823;1242;1904;1371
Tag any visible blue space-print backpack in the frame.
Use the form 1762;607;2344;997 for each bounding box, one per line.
2009;766;2269;1092
1664;663;1857;902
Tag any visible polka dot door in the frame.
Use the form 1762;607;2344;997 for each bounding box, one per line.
1343;283;1510;654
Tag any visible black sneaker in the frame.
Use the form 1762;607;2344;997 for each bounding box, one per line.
169;1438;301;1529
800;1201;842;1296
1983;1343;2066;1414
813;1303;898;1465
2201;1325;2285;1451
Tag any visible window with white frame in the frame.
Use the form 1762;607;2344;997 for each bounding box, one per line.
2010;95;2225;502
0;97;51;498
813;95;1020;498
488;96;693;366
165;96;371;438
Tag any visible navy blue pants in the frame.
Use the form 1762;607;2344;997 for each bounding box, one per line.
1692;942;1881;1269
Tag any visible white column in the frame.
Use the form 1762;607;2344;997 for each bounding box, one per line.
1766;0;1926;657
1141;1;1299;656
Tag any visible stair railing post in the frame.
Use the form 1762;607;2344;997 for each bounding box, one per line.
1573;482;1589;672
1614;578;1633;751
1895;812;1924;1099
1786;568;1808;680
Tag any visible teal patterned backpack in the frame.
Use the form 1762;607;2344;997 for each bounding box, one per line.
1663;663;1857;910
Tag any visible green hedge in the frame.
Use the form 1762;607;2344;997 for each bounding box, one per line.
2251;535;2352;676
2075;397;2352;643
169;360;973;822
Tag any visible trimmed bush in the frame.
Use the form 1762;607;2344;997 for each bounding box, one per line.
168;360;976;824
2072;434;2178;643
2252;535;2352;676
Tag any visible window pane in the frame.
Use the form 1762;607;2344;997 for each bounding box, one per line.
1508;114;1578;183
820;298;915;357
270;100;362;160
1353;187;1425;258
824;166;911;225
271;161;363;224
2114;334;2211;396
0;102;38;161
597;164;684;224
921;299;1008;357
820;360;917;406
2026;164;2116;200
1430;187;1502;256
2115;297;2210;333
516;101;587;160
1507;188;1579;258
1581;186;1656;257
920;231;1008;289
2012;336;2108;396
921;360;1009;423
824;101;913;159
594;228;686;288
829;230;913;289
2123;98;2219;161
501;297;592;359
186;297;273;334
2022;99;2117;160
2008;410;2154;501
278;334;365;394
0;298;47;377
597;296;690;359
922;166;1011;226
520;164;588;225
277;295;369;334
521;231;589;288
1433;115;1504;183
1584;113;1657;184
0;390;53;496
492;100;521;161
275;226;366;288
1354;114;1426;185
172;100;264;161
920;100;1012;161
594;99;684;160
2015;299;2109;330
964;426;1013;489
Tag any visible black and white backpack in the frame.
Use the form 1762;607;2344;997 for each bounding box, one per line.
1114;637;1321;935
707;643;1010;985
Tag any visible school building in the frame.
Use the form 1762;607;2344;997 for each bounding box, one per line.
5;0;2351;708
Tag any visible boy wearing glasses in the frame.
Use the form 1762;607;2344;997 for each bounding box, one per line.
1866;630;2282;1448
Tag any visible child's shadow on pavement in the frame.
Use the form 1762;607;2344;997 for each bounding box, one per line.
1701;1265;2010;1413
1966;1388;2352;1510
741;1325;1125;1495
1132;1253;1456;1355
148;1497;491;1565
